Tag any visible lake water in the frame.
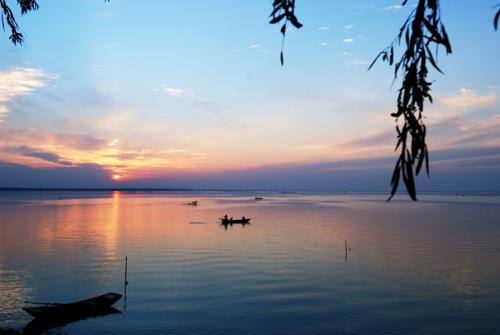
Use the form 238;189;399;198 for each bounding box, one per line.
1;191;499;334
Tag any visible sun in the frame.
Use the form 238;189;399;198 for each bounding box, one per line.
112;174;122;181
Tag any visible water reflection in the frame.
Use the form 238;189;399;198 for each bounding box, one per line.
220;221;251;230
0;192;499;334
22;307;120;335
0;259;33;327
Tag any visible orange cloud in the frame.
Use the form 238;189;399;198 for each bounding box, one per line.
0;127;206;180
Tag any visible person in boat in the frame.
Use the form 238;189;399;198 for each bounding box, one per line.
242;216;246;221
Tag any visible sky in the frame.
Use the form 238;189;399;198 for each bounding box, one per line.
0;0;499;193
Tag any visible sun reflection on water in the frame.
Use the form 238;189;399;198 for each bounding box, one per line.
0;192;499;333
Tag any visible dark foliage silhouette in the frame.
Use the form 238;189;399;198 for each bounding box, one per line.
495;4;500;30
368;0;452;201
1;0;109;44
0;0;38;45
1;0;498;200
270;0;497;200
268;0;303;65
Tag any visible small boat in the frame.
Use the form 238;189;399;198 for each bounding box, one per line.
184;201;198;206
220;217;251;225
23;292;122;319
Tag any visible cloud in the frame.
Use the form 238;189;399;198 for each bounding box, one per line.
8;146;73;166
0;67;54;120
246;44;271;54
343;38;355;44
0;128;108;169
0;81;496;189
0;126;205;180
108;139;119;147
116;145;500;192
319;42;328;47
161;87;187;96
317;26;329;31
2;144;499;192
0;128;107;151
154;84;189;96
447;114;500;148
0;162;112;188
340;130;394;151
287;87;499;165
439;88;496;109
346;108;500;154
344;25;354;30
383;5;403;11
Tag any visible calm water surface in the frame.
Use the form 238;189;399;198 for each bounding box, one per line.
1;191;499;334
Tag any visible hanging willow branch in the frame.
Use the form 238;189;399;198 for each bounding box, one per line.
369;0;452;201
268;1;498;200
1;0;110;45
0;0;38;45
495;4;500;30
268;0;302;65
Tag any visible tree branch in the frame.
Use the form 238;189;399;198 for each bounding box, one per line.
370;0;452;201
268;0;302;65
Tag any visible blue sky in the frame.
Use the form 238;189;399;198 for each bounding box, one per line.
0;0;499;193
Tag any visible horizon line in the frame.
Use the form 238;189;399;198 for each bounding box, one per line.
0;187;499;196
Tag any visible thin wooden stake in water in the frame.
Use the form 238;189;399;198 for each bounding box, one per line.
125;256;128;286
345;240;348;261
124;256;128;311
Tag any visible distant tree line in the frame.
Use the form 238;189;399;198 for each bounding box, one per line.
2;0;499;200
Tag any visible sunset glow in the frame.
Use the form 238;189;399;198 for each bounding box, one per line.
2;2;500;335
0;1;498;190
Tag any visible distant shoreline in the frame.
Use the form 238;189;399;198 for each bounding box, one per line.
0;187;499;196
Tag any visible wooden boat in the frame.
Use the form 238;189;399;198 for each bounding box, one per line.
220;217;251;225
23;292;122;319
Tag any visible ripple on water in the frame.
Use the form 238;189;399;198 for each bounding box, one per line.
1;192;500;334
